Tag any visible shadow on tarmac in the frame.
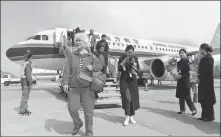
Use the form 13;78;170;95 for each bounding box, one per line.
93;111;124;125
44;119;85;136
153;100;179;104
141;106;220;135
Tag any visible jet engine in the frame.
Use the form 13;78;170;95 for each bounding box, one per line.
144;58;169;80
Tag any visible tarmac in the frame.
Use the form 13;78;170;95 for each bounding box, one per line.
1;79;220;136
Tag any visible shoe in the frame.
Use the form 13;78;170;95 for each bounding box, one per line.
123;116;130;126
19;110;31;116
197;117;205;120
191;110;197;116
177;111;185;114
85;132;93;136
71;123;83;135
204;118;214;122
130;116;136;124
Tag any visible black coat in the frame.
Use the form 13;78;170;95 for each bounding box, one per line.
118;55;140;111
198;53;216;105
176;58;191;98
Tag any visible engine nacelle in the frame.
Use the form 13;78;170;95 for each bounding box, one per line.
149;58;168;80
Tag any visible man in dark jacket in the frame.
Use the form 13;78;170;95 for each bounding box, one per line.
96;34;109;53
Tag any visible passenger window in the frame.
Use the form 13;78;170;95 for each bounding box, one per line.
145;46;147;49
134;45;136;48
32;35;41;40
122;43;124;46
117;43;120;46
142;46;144;48
138;45;140;48
42;35;48;40
113;42;115;46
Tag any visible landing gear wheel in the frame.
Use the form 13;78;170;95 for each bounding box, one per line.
4;81;10;86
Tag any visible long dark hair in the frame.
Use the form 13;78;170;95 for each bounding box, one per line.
200;43;213;52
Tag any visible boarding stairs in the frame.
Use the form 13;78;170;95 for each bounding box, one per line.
54;28;121;106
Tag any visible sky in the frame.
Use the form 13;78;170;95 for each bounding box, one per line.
1;1;220;76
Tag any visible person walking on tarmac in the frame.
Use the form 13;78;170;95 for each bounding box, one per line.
63;33;103;136
19;50;33;116
118;45;140;126
197;43;216;122
176;49;197;116
93;41;108;102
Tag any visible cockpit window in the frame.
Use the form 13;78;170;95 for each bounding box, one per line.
26;36;34;41
42;35;48;40
32;35;41;40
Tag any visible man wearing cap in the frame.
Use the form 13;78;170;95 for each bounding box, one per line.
19;50;33;116
88;29;96;53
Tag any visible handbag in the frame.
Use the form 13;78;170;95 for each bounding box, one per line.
89;55;107;91
90;71;106;91
78;71;92;87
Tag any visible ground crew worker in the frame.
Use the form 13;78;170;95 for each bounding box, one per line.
19;51;33;116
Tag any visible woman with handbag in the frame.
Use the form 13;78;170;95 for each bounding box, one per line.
176;49;197;116
197;43;216;121
63;33;103;136
118;45;140;126
93;41;108;102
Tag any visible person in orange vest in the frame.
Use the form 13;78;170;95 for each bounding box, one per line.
19;50;33;116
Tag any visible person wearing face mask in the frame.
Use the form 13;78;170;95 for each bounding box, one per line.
176;49;197;116
19;50;33;116
197;43;216;122
63;33;103;136
118;45;140;126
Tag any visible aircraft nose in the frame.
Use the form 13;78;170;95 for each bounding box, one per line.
6;45;14;61
6;44;22;62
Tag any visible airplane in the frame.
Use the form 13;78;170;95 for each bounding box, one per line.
6;23;220;85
